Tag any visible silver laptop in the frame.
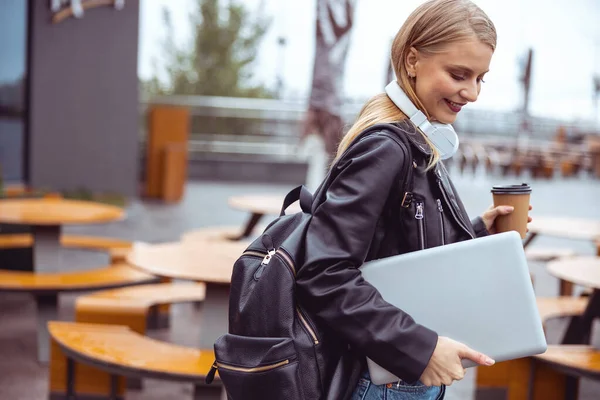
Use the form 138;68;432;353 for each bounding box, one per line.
360;231;547;385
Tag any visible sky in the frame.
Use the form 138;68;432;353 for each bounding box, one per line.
141;0;598;122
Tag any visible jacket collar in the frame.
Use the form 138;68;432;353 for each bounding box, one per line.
393;120;433;156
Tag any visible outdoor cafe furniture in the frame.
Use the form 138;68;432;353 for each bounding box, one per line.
48;321;219;400
547;256;600;345
126;238;246;398
227;193;300;239
49;282;207;400
0;198;134;362
0;198;125;273
525;216;600;247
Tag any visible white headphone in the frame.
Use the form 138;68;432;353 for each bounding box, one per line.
385;80;459;160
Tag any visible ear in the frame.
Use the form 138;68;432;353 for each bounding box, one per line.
405;47;419;77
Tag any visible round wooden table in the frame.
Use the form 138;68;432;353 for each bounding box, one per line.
0;198;124;363
0;198;124;273
126;240;247;345
526;216;600;246
126;239;246;399
546;256;600;345
228;194;300;239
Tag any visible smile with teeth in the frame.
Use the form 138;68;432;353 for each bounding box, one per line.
444;99;465;112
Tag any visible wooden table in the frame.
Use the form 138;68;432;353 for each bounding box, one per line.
126;239;247;400
0;198;124;362
525;216;600;247
546;256;600;345
228;194;299;239
0;198;124;273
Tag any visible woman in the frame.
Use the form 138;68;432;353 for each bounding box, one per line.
295;0;531;399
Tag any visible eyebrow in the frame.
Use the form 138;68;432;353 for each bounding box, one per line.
448;65;489;75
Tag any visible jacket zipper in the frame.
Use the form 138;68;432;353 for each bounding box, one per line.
297;306;319;345
415;201;425;250
436;199;446;245
436;179;475;239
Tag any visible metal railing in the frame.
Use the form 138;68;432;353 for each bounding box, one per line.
140;95;599;157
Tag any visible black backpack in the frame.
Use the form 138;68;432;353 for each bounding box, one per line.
206;123;415;400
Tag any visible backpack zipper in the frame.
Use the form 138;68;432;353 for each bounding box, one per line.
205;358;292;383
436;199;446;245
415;201;425;249
296;306;319;345
246;248;296;280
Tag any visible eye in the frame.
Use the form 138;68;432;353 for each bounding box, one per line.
477;77;486;84
450;73;464;81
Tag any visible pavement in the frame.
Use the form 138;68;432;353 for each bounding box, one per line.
1;164;600;399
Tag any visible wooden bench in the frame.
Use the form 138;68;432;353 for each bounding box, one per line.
48;282;207;399
48;321;219;400
0;233;134;264
530;344;600;399
525;247;577;296
0;264;157;363
475;296;588;399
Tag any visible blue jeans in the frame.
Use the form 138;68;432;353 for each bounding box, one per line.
351;370;445;400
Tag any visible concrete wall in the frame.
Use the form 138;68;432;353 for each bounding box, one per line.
28;0;140;196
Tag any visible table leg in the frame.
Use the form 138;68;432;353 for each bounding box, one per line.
36;294;58;364
234;213;264;240
32;225;62;364
562;289;600;344
194;283;230;400
32;225;62;272
523;232;538;248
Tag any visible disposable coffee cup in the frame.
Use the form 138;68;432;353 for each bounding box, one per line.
491;183;532;239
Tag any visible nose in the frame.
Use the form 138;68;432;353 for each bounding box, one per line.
460;80;479;103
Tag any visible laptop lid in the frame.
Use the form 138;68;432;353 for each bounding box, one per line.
360;231;547;385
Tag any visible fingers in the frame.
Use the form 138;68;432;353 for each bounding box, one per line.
529;204;533;211
458;345;495;366
495;206;514;215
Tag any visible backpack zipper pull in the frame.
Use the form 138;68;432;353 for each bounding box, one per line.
437;199;443;212
260;234;276;265
205;361;217;384
415;202;424;220
254;235;276;280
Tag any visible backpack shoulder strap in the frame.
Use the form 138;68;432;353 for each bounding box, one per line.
280;185;313;216
354;123;415;208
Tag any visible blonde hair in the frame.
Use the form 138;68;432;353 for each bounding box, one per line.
335;0;497;169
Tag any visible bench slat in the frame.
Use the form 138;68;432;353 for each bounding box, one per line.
48;321;216;382
0;264;156;292
0;234;132;250
77;282;206;308
536;297;588;323
534;345;600;379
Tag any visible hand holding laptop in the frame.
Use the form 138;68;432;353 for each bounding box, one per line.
420;336;495;387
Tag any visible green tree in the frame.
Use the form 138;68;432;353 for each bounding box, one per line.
143;0;272;98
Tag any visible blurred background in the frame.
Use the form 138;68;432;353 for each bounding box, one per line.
1;0;600;194
1;1;600;400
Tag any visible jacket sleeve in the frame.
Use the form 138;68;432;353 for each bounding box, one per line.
471;216;490;238
295;133;438;384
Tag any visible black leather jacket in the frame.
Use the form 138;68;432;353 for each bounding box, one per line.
296;120;489;399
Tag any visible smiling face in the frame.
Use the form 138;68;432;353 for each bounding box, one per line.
406;38;493;124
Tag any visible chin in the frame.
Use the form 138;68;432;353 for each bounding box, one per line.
434;112;457;125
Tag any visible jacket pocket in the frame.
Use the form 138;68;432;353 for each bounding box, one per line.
213;334;304;400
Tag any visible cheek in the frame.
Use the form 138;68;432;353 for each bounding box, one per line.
417;75;456;104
